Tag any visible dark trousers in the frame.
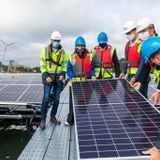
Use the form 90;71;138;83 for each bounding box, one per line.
127;74;149;99
66;86;74;124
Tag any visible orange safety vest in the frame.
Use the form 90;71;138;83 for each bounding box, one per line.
71;53;92;78
95;45;114;68
125;41;141;68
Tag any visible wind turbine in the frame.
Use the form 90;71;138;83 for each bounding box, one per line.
0;39;17;72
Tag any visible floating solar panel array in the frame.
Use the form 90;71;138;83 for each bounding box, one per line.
72;79;160;160
0;73;43;104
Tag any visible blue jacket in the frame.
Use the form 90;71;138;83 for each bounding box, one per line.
67;59;95;79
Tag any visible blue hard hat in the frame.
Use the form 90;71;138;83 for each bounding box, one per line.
141;36;160;63
97;32;108;44
75;36;86;45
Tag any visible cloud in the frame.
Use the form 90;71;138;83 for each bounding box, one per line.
0;0;160;66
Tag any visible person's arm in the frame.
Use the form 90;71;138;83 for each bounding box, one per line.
90;61;96;78
142;128;160;160
121;59;127;74
67;60;75;79
112;49;121;77
134;56;145;80
138;62;151;83
40;48;48;75
132;62;150;90
60;50;67;78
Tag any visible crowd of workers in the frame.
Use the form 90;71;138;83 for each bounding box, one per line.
39;17;160;159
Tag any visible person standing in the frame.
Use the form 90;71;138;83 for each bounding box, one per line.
137;17;160;84
91;32;120;79
65;36;96;126
119;20;149;98
40;31;67;129
132;37;160;160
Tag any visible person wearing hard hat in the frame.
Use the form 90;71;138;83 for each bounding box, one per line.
137;17;160;41
136;17;160;84
133;37;160;104
119;20;149;98
91;32;120;79
132;37;160;160
65;36;96;126
39;31;67;129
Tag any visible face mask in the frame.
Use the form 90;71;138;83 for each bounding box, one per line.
75;48;84;57
126;34;135;41
139;32;150;40
99;43;107;48
52;42;60;48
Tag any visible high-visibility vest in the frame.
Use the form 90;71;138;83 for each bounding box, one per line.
125;39;142;75
91;45;115;79
69;53;92;80
40;46;67;74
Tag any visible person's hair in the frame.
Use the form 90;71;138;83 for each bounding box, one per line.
150;49;160;59
148;24;156;34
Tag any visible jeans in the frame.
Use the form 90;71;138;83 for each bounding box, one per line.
127;74;149;99
41;79;62;120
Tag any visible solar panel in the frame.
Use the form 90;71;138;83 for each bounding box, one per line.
19;85;43;103
0;73;42;84
0;84;43;104
0;74;43;104
72;79;160;160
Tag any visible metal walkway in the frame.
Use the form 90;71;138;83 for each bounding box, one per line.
18;86;77;160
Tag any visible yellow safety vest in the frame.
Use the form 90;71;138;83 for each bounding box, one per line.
40;47;67;74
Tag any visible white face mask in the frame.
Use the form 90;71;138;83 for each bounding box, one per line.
139;31;150;40
126;34;135;41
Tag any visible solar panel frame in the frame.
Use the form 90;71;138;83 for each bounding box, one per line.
72;79;160;160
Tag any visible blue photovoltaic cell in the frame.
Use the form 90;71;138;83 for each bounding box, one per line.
0;73;42;104
72;79;145;106
19;85;43;103
72;79;160;159
0;84;43;103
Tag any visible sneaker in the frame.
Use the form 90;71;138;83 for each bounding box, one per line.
64;120;72;126
39;119;46;130
50;116;61;125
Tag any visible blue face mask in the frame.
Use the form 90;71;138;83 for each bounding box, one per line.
52;42;60;48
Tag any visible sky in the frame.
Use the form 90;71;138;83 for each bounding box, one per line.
0;0;160;67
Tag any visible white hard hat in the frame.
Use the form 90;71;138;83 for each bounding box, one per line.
137;18;153;33
51;31;61;40
123;21;136;34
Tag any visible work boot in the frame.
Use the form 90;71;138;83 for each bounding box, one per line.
39;119;46;130
64;116;73;126
50;116;61;125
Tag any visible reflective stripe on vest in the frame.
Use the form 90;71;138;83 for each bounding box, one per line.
70;53;92;79
92;45;114;78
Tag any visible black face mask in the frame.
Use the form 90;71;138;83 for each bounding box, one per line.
99;43;107;48
75;48;85;58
